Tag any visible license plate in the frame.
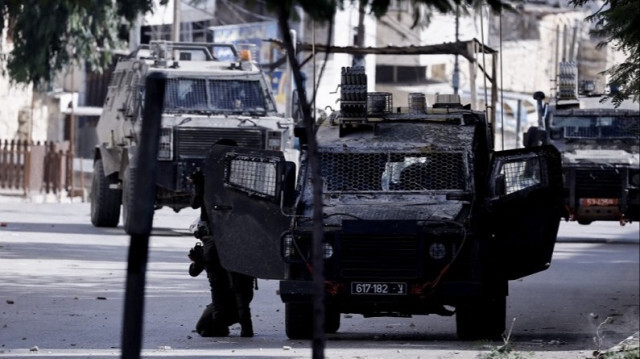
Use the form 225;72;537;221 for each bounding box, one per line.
351;282;407;295
580;198;618;206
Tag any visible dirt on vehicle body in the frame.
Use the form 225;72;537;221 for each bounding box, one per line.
201;67;564;340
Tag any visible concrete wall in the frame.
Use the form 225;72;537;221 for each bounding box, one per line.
494;7;590;96
1;33;52;143
0;71;34;141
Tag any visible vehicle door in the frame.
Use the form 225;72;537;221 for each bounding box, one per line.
486;145;563;280
202;145;295;279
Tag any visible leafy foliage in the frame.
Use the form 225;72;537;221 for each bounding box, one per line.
0;0;162;87
261;0;505;25
0;0;507;87
569;0;640;106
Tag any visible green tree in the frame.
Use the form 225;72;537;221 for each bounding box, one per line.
0;0;162;87
570;0;640;106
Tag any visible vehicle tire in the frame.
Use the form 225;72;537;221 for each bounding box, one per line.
325;306;341;334
121;165;135;234
456;295;506;341
577;219;592;225
285;302;313;339
90;159;121;227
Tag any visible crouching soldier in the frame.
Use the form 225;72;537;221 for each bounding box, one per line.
188;171;255;337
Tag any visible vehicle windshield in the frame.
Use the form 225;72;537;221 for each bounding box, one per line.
163;78;274;115
552;115;640;139
319;151;469;193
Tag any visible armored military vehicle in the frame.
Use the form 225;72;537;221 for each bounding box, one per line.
90;41;298;233
527;90;640;225
200;67;563;340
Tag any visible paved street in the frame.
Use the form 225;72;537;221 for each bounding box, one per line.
0;200;638;358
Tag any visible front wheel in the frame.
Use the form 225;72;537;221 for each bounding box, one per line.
284;303;341;339
285;302;312;339
90;159;121;227
325;305;340;334
456;294;506;341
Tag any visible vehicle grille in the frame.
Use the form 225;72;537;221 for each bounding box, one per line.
320;151;467;192
573;168;623;198
341;235;419;279
174;128;264;159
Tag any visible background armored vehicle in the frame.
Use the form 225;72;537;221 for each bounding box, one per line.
527;92;640;225
201;67;564;340
90;41;297;233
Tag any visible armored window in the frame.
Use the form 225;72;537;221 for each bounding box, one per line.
554;115;640;139
224;154;278;199
163;78;207;110
320;151;468;192
208;80;267;112
497;158;542;195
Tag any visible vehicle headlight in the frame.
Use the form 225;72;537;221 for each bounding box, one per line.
282;233;296;260
267;131;282;151
428;242;447;260
323;243;334;259
630;171;640;187
158;127;173;160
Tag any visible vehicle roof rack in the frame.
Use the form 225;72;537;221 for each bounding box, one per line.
128;41;238;62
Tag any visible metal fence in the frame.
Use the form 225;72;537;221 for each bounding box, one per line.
0;139;73;196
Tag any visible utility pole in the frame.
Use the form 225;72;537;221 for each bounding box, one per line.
172;0;180;42
453;5;460;95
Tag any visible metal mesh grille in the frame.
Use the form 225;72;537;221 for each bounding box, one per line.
564;124;640;139
164;79;208;109
225;155;278;198
163;78;268;113
573;168;623;198
500;158;541;194
367;92;392;115
174;127;264;158
319;152;467;192
341;236;419;279
557;116;640;139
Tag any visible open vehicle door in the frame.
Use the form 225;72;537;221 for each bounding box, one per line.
487;145;563;280
202;145;296;280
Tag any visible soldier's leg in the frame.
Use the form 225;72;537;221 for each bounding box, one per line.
197;235;234;337
229;272;255;337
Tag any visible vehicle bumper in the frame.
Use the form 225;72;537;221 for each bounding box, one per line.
279;279;487;304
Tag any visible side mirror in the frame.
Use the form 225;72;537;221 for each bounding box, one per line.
549;127;563;140
278;161;297;208
524;127;549;147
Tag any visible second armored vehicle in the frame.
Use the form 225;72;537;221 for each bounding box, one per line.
90;41;297;233
527;91;640;225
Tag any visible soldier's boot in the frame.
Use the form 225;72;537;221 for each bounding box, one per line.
232;275;254;337
201;277;233;337
195;304;229;337
238;306;253;337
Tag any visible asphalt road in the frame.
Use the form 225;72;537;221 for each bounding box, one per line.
0;200;638;358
